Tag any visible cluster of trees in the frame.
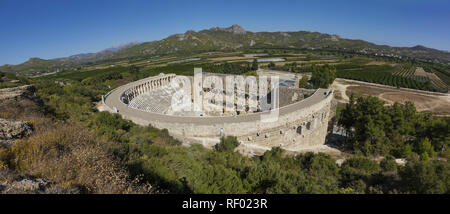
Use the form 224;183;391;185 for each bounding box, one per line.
419;62;450;88
251;59;258;71
336;64;438;92
298;64;321;73
260;49;449;92
81;70;123;86
202;62;256;75
0;71;29;89
267;62;298;72
309;64;336;88
339;94;450;159
298;75;309;88
267;63;336;89
75;120;450;194
273;64;336;89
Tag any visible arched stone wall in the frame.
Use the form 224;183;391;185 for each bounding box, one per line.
103;73;333;152
119;73;176;103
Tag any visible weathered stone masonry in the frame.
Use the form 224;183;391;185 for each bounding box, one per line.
102;73;333;152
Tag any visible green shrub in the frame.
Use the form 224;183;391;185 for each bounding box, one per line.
215;136;240;152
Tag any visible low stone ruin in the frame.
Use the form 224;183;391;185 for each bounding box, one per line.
0;118;33;147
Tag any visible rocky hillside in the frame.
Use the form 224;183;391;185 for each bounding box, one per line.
0;85;35;100
0;84;153;194
0;118;32;147
0;71;29;89
0;85;35;147
0;170;79;194
2;24;450;75
109;24;450;62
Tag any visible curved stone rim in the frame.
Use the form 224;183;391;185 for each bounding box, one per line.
103;74;333;125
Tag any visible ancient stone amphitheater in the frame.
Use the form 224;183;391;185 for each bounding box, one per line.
102;73;333;155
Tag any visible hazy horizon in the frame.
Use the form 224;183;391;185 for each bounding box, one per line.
1;0;449;65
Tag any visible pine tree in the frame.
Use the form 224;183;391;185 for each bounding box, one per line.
251;59;258;71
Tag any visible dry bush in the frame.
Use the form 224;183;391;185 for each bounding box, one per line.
0;98;43;120
0;147;11;170
10;123;151;194
0;89;152;193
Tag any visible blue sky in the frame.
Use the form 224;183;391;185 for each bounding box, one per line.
0;0;449;65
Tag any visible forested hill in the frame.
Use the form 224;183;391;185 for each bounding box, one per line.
114;25;450;63
2;24;450;75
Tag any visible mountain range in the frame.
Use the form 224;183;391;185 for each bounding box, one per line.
2;24;449;76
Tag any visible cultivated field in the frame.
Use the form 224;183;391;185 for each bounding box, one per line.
332;79;450;116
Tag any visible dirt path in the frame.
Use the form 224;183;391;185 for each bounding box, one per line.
237;142;343;157
335;78;450;116
378;91;450;115
337;78;448;96
331;79;358;103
